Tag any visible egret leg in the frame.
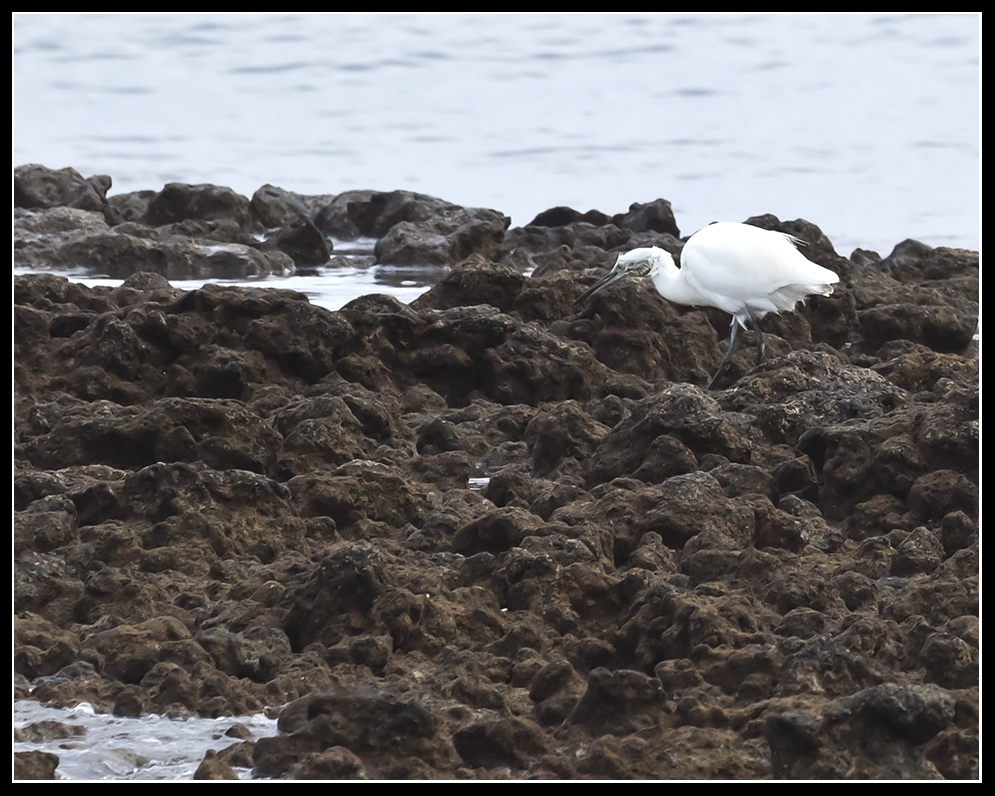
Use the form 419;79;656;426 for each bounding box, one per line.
743;307;765;366
708;310;767;389
707;319;741;389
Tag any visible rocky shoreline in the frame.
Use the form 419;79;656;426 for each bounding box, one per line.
14;164;978;779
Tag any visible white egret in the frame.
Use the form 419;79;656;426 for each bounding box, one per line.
575;221;840;388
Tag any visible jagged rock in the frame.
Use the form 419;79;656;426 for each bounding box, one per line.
13;172;979;780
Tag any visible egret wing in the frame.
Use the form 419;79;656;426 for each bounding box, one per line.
680;223;837;318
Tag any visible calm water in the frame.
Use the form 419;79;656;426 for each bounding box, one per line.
14;13;979;263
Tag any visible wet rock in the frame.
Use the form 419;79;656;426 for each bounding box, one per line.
22;398;283;474
81;615;191;684
252;733;323;778
290;746;369;780
13;172;978;779
14;719;86;743
287;462;437;539
570;270;722;385
891;527;944;576
920;625;978;690
261;216;331;269
505;221;636;257
282;542;389;650
14;750;60;780
315;189;459;240
14;494;78;556
14;613;82;679
272;396;378;477
194;749;240;780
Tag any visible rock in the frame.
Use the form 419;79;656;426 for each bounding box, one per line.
260;216;330;269
291;746;369;780
15;164;107;212
13;170;979;779
528;205;613;227
194;749;240;780
411;256;525;313
14;750;60;780
766;684;955;779
611;199;680;236
14;719;86;743
567;667;666;736
525;400;610;478
250;184;333;230
453;716;547;769
452;507;545;556
374;206;509;267
144;182;254;230
584;384;751;487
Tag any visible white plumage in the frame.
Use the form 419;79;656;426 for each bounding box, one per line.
576;221;840;387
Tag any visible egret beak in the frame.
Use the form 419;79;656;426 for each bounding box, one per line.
575;268;628;305
574;255;652;304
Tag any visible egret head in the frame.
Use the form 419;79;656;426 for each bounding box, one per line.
574;247;673;305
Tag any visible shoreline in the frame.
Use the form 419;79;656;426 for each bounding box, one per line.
15;164;979;780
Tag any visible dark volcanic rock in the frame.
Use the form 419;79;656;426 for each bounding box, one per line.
20;397;284;475
584;383;751;486
611;199;681;236
144;182;254;230
14;750;60;780
13;170;978;780
374;209;510;267
453;716;547;769
567;667;667;736
411;255;526;313
261;216;331;269
15;164;108;212
766;683;956;779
